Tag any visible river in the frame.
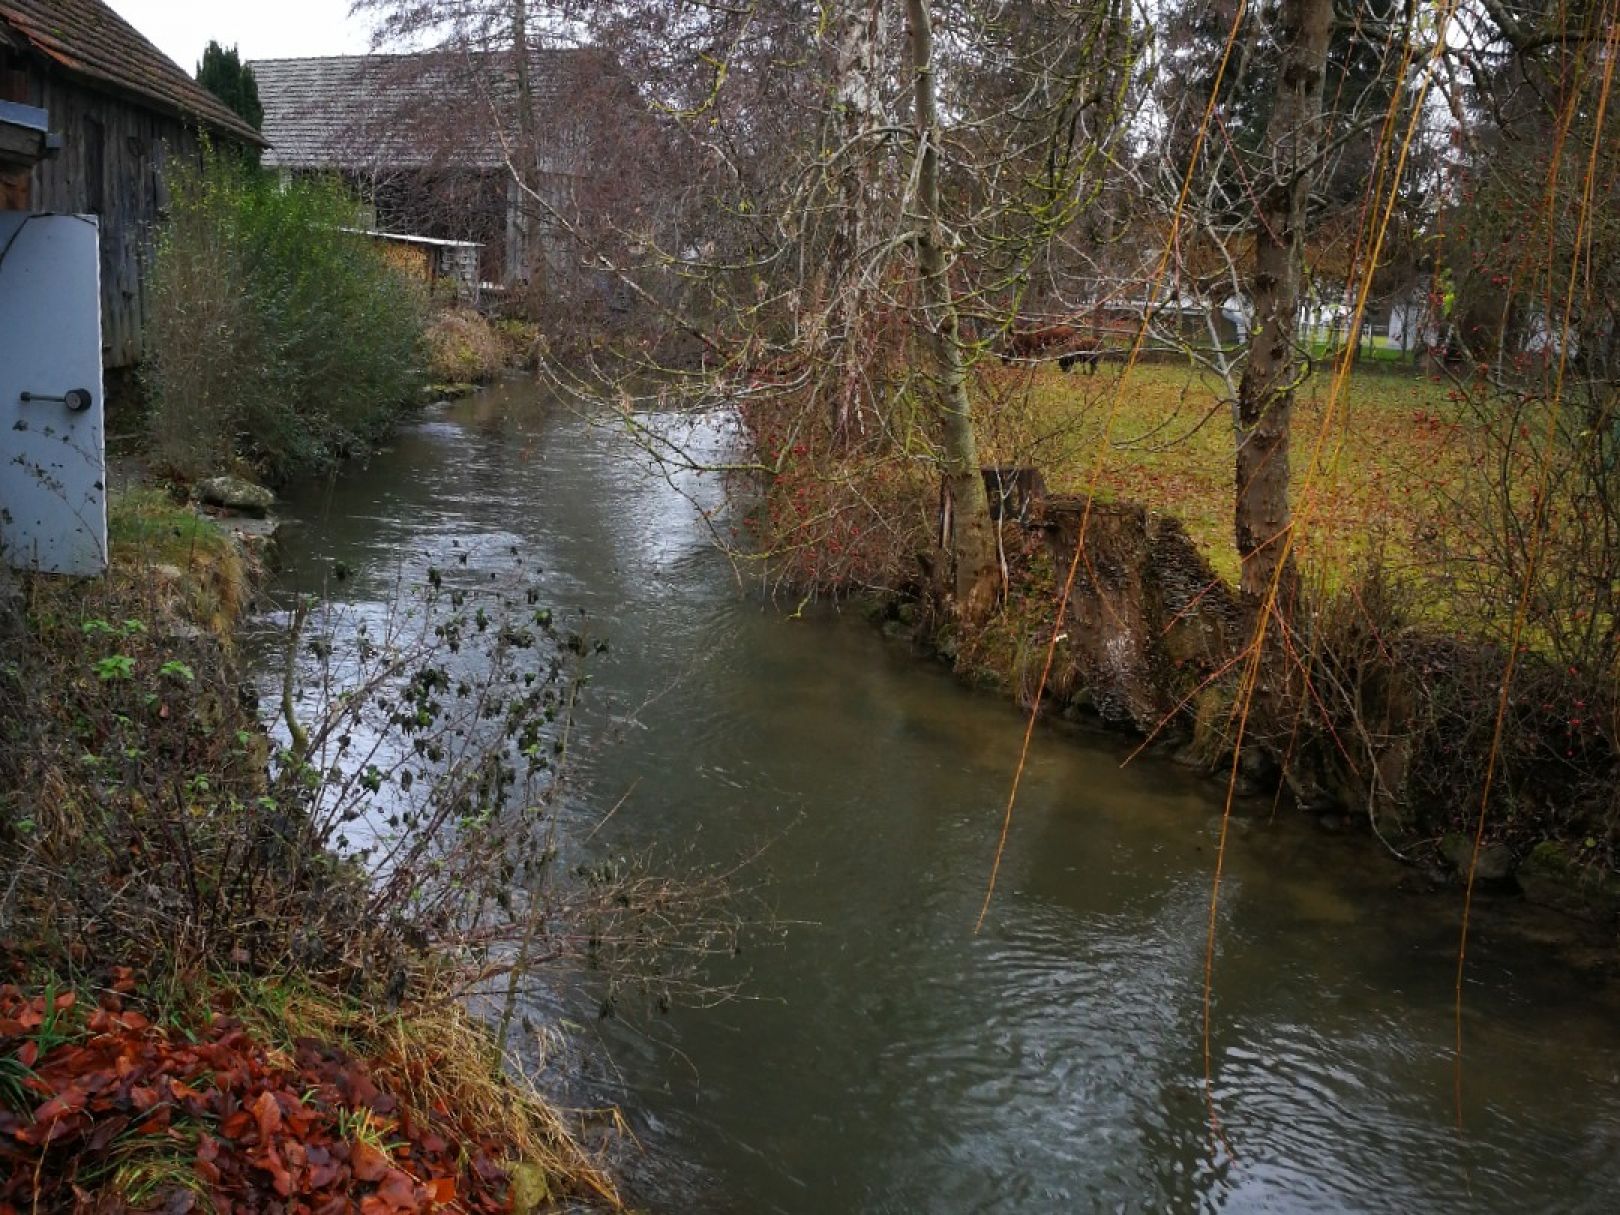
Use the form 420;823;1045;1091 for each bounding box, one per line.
265;383;1620;1213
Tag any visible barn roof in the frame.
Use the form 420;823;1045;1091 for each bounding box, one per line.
0;0;265;145
250;51;586;174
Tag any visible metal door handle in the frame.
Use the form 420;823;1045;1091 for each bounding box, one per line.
19;389;93;412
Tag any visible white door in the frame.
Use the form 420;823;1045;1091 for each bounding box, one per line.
0;212;107;576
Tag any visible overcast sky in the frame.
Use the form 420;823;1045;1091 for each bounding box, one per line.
107;0;374;73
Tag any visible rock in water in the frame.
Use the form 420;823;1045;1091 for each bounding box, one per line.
1440;832;1514;883
197;475;275;517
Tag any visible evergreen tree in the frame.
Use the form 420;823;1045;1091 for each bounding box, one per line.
196;41;264;132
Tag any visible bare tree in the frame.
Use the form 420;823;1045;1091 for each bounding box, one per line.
906;0;999;617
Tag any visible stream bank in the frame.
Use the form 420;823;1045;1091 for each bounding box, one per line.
1;450;622;1211
267;385;1620;1213
788;457;1620;944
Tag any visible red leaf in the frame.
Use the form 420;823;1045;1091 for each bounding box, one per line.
16;1041;36;1069
220;1109;254;1141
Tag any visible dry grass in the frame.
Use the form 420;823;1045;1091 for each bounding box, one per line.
104;489;253;636
972;360;1465;587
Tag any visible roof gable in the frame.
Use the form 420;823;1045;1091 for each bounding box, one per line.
250;51;590;174
0;0;265;145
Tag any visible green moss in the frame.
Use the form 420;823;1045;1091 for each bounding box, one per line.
108;489;228;566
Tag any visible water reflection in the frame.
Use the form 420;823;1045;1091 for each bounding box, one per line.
268;385;1620;1214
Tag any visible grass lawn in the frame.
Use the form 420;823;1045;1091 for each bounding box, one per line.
972;359;1466;587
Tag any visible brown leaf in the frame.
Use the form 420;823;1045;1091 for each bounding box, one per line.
252;1089;282;1142
423;1178;456;1205
32;1087;87;1124
350;1140;390;1183
374;1170;421;1212
86;1113;133;1153
259;1144;295;1198
307;1160;342;1189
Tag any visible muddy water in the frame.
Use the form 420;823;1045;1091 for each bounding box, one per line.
269;384;1620;1213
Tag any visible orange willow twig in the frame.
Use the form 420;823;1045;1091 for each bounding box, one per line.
973;3;1253;940
1450;1;1620;1126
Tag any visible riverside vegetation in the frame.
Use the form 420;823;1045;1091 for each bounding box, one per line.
0;158;666;1212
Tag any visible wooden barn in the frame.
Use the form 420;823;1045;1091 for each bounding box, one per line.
0;0;264;369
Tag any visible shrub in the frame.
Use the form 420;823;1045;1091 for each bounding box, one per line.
424;308;508;384
145;153;427;482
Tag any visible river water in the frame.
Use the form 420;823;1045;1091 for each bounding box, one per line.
267;384;1620;1213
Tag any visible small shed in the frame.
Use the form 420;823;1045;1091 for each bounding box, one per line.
0;0;265;369
344;228;482;305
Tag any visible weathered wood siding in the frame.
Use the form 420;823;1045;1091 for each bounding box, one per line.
20;71;201;369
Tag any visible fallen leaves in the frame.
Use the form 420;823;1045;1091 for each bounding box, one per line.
0;984;516;1214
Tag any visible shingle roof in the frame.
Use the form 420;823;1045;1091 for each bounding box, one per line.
250;51;583;174
0;0;264;145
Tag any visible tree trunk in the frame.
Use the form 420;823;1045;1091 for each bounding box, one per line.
906;0;999;619
830;0;888;442
511;0;545;295
1234;0;1334;620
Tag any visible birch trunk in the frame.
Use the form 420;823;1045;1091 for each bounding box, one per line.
906;0;999;618
830;0;888;441
1234;0;1334;619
